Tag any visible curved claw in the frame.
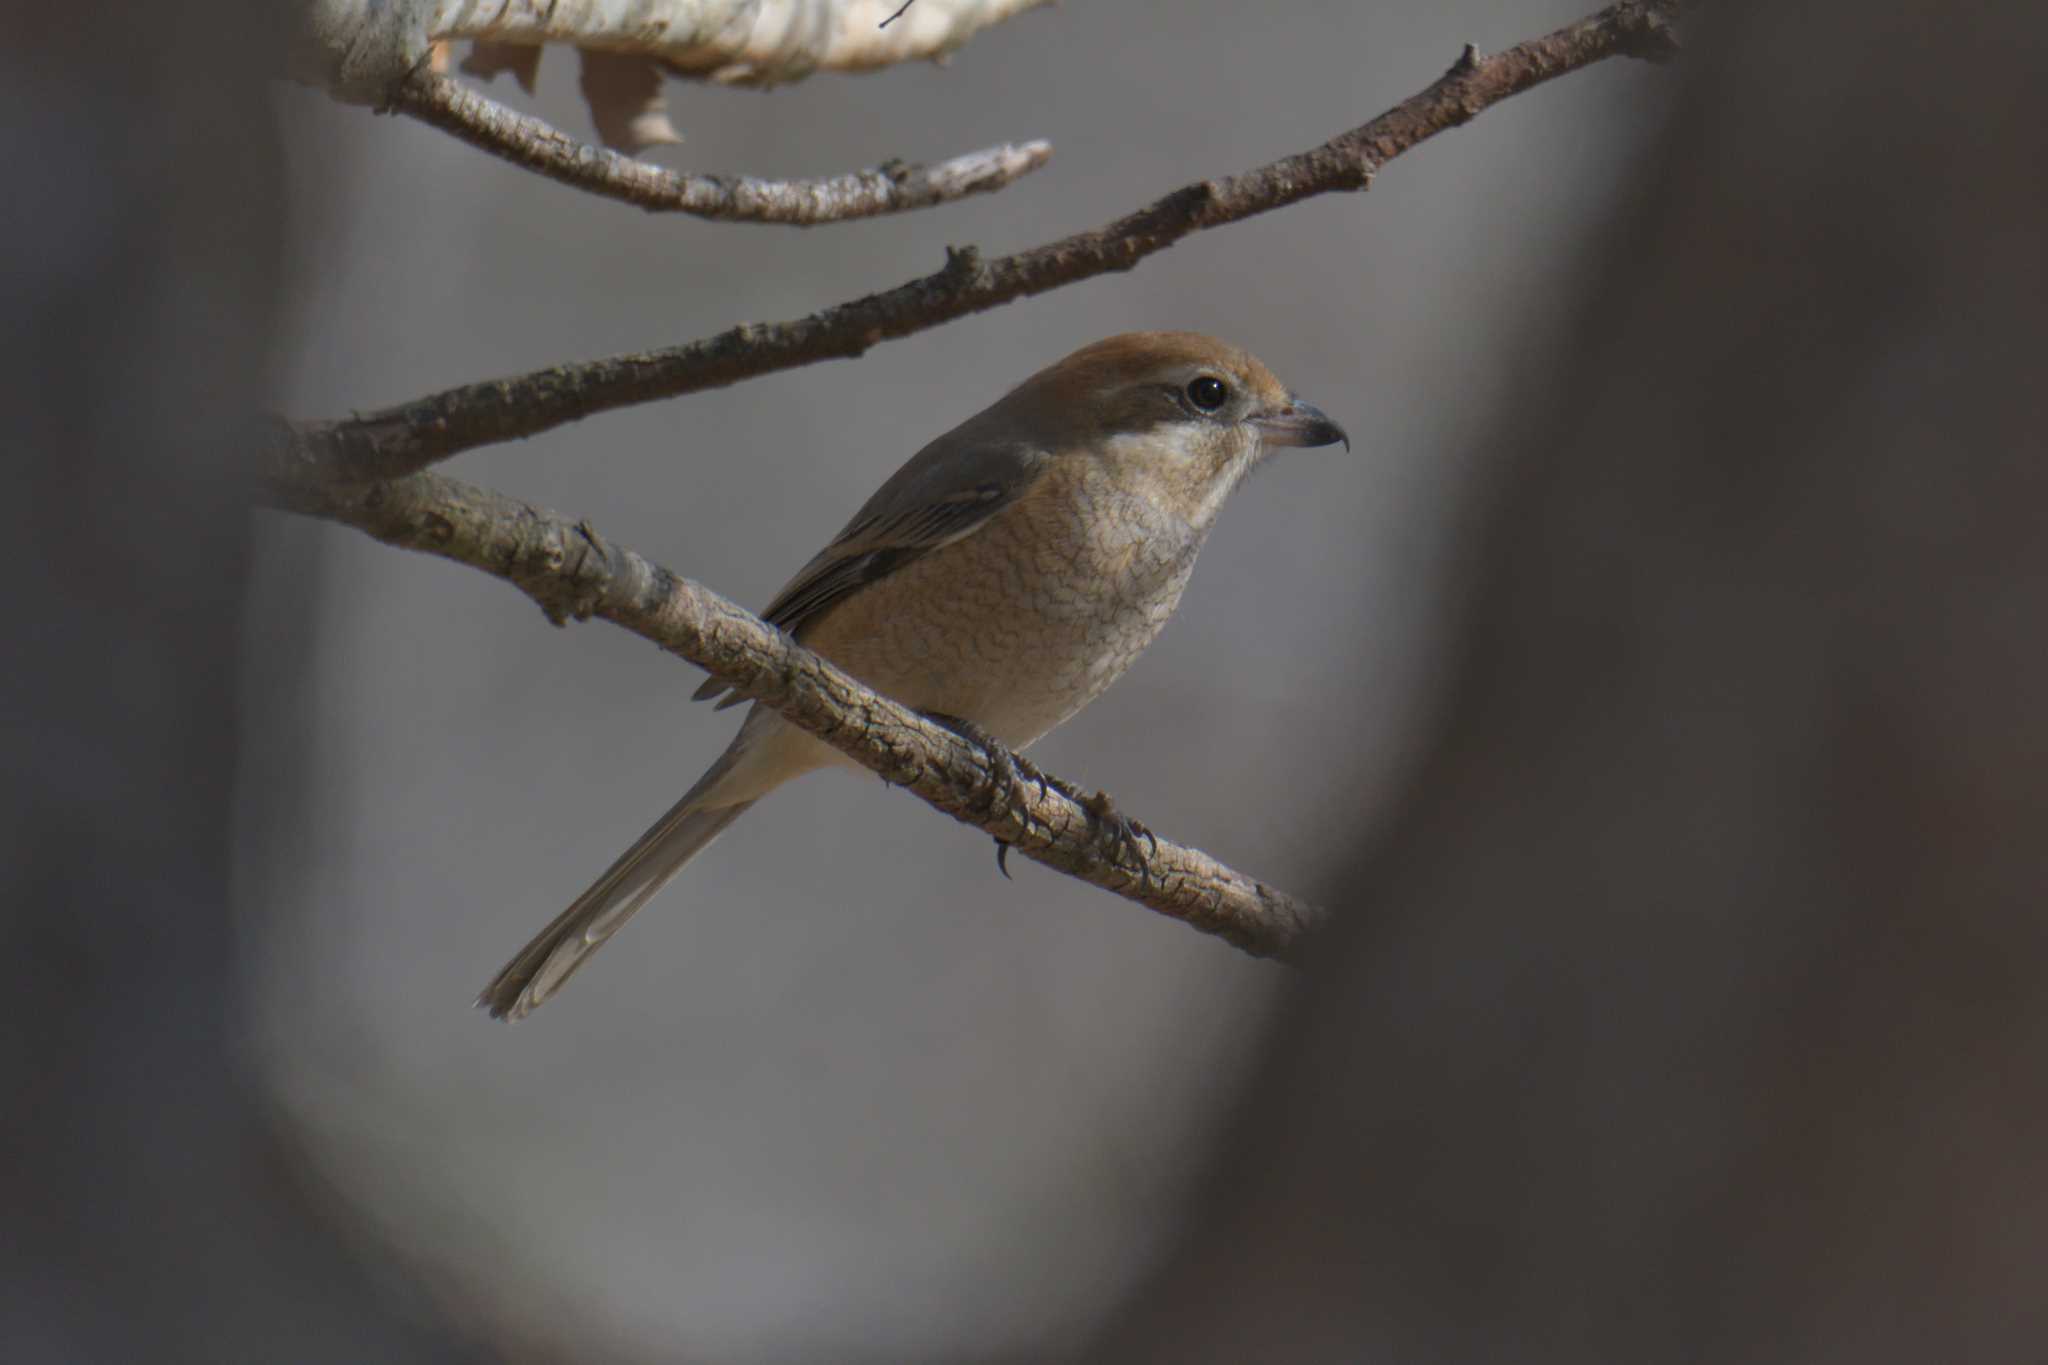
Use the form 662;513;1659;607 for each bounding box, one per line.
922;710;1032;878
1080;788;1156;886
917;710;1148;886
922;712;1016;807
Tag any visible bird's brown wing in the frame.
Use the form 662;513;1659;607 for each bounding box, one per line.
692;434;1049;707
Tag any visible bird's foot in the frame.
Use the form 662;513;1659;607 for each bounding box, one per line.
1080;787;1159;884
918;713;1151;884
921;711;1029;877
1025;761;1088;806
921;711;1025;807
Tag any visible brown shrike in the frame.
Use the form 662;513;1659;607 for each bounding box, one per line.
481;332;1347;1020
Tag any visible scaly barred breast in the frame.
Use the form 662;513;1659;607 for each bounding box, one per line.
796;460;1207;749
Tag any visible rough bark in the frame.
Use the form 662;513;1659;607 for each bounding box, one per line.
265;468;1327;958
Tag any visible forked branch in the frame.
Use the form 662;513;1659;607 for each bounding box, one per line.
271;0;1683;488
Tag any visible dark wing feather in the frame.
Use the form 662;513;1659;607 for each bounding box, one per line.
693;431;1048;707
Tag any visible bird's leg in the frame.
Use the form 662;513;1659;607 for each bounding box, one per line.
920;714;1080;809
919;713;1154;883
920;711;1026;876
920;711;1023;805
1079;787;1160;884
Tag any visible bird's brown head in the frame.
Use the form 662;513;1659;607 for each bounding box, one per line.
994;331;1348;527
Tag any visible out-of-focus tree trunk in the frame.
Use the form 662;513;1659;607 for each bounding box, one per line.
0;4;470;1360
1095;2;2048;1360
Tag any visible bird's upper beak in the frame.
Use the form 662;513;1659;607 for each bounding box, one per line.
1251;398;1350;451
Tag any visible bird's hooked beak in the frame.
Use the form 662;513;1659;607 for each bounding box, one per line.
1251;397;1350;451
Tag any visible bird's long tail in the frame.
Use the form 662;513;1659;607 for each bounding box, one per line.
478;754;755;1022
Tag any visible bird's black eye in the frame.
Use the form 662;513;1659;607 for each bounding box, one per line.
1186;375;1229;411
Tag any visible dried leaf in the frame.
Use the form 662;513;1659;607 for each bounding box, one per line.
578;51;682;153
461;40;541;96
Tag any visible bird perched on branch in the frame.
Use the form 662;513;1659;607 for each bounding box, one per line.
480;331;1347;1020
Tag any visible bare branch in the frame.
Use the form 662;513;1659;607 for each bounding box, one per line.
387;68;1052;223
435;0;1054;85
276;0;1684;488
261;466;1327;959
294;0;1055;104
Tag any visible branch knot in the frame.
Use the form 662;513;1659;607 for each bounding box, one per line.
941;243;985;288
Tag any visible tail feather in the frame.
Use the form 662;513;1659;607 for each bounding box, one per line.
479;766;755;1021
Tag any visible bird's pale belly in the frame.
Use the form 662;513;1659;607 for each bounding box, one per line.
797;477;1202;751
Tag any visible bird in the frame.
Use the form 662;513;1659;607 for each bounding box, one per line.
479;331;1347;1020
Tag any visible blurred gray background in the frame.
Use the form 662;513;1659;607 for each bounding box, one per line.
14;0;2042;1359
240;1;1664;1358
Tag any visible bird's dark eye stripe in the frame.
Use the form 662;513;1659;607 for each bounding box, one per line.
1186;375;1229;410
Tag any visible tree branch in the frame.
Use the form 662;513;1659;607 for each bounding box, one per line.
385;68;1051;223
294;0;1055;105
262;465;1327;959
254;0;1688;960
433;0;1053;85
273;0;1683;488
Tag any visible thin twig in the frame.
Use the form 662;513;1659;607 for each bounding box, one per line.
879;1;917;29
275;0;1683;487
388;69;1051;224
260;465;1327;959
